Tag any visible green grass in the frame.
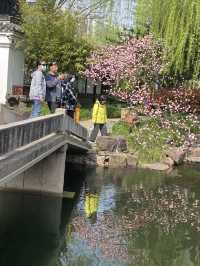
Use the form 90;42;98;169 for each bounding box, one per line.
112;118;172;164
113;115;191;163
80;107;91;120
112;113;200;163
107;104;121;118
41;103;50;115
112;121;130;136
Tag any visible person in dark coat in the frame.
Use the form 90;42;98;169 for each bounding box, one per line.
60;74;77;119
45;62;61;113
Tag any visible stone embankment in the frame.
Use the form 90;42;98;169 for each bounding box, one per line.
76;112;200;170
141;147;186;171
67;136;185;170
67;136;138;168
185;147;200;163
67;135;200;170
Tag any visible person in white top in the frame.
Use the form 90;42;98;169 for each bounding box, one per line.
29;61;46;117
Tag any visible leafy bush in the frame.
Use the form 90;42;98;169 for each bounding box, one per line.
20;1;92;74
154;88;200;114
107;104;121;118
112;114;200;163
112;121;130;136
112;119;168;163
80;107;91;121
41;103;50;115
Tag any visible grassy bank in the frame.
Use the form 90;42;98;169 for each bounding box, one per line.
112;114;200;163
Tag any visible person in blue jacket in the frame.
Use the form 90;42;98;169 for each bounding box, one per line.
45;62;61;113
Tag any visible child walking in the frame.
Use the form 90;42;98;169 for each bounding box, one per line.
90;95;108;142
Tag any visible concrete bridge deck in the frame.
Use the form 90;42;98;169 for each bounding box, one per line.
0;110;90;194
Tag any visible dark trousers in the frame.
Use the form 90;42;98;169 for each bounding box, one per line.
67;110;74;119
47;102;57;114
90;123;108;142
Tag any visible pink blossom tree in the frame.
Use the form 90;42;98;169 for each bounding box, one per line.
85;36;200;115
85;35;164;93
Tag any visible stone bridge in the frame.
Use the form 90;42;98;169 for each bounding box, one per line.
0;109;90;194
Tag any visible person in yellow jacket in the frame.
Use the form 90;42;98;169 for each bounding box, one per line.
89;95;108;142
84;192;99;219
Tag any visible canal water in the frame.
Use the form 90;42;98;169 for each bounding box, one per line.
0;164;200;266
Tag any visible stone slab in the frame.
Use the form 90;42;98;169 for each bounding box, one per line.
189;148;200;157
185;157;200;163
166;148;186;165
96;136;127;152
141;163;170;171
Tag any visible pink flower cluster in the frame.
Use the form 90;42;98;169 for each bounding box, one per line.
155;88;200;114
85;35;164;88
111;86;200;115
112;86;200;149
85;34;200;149
110;85;151;107
85;34;200;116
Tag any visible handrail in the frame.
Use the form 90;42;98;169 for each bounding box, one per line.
0;113;88;156
65;116;88;141
0;113;62;130
0;114;63;156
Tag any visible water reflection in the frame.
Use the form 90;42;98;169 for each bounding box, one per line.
0;192;73;266
0;163;86;266
0;165;200;265
64;166;200;266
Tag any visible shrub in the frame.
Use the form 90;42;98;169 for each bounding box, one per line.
112;121;130;136
41;103;50;115
107;104;121;118
80;107;91;121
111;86;200;115
112;114;200;163
154;88;200;114
113;119;168;163
20;1;92;74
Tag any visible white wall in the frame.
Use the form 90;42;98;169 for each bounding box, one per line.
0;33;24;104
8;47;24;94
0;35;10;104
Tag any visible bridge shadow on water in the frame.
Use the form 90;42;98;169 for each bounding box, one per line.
0;162;88;266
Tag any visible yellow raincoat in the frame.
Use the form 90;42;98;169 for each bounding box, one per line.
84;193;99;218
92;100;107;124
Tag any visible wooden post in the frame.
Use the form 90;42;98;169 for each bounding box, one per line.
74;106;80;123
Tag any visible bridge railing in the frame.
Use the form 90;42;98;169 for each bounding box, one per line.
65;116;88;141
0;113;88;156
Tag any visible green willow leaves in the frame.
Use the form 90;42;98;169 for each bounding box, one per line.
135;0;200;84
